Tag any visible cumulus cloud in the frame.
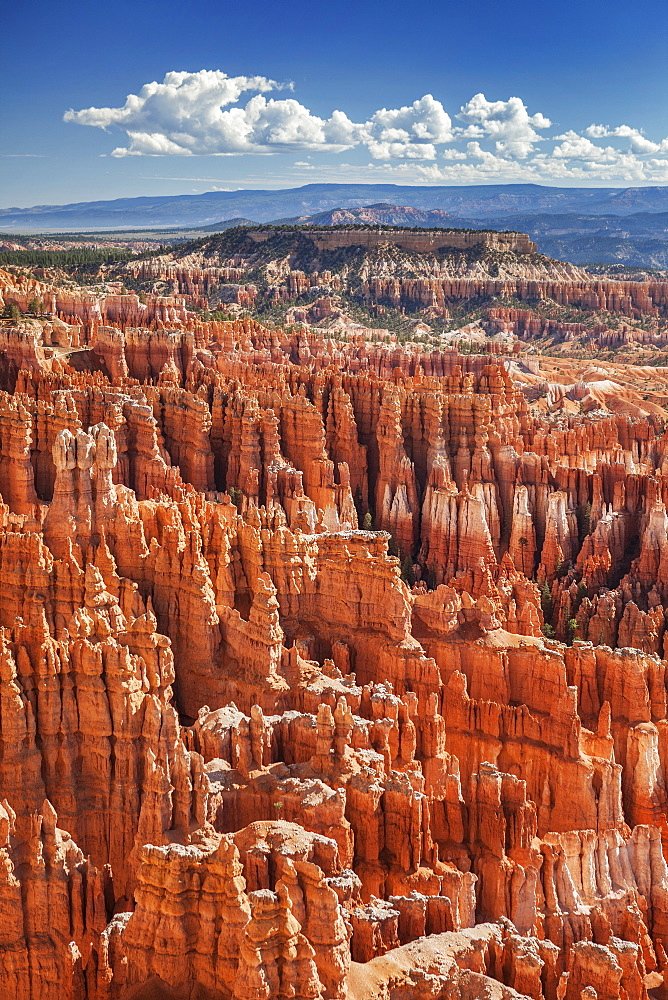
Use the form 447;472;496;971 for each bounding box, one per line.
64;69;668;183
65;70;278;129
456;94;551;157
65;72;454;160
365;95;452;158
552;131;618;161
584;123;668;154
65;71;365;156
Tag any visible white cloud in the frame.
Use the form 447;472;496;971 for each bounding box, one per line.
365;138;438;160
583;125;609;139
66;74;453;161
552;131;616;161
65;70;360;157
65;70;278;130
365;95;452;158
441;149;467;161
584;123;668;154
63;69;668;184
456;94;551;158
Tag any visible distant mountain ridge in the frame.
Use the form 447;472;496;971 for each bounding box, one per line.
272;203;458;227
193;217;258;232
4;183;668;231
255;203;668;268
275;204;668;234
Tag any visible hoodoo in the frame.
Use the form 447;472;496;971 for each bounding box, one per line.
2;221;668;1000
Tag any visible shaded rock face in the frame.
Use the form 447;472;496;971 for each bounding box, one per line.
5;307;668;1000
120;236;668;323
7;225;668;340
249;227;538;254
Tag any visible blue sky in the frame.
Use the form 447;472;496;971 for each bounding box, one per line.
1;0;667;207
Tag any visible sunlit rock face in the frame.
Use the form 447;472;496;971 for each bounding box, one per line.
4;279;668;1000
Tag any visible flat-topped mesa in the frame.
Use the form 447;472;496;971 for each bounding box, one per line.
249;227;538;254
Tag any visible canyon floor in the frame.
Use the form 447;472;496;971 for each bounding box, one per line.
3;230;668;999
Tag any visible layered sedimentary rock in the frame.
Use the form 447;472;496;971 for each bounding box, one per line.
4;304;668;999
113;228;668;324
6;227;656;334
249;227;538;254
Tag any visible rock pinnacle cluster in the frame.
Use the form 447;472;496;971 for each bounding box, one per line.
2;254;668;1000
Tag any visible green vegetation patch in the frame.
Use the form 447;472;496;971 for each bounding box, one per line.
0;248;137;268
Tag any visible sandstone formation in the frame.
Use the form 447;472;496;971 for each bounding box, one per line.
4;260;668;1000
249;227;538;254
111;228;668;327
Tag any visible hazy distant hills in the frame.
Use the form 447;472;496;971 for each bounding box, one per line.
2;185;668;266
219;202;668;268
270;203;458;227
4;183;668;231
534;236;668;268
263;203;668;234
193;217;258;232
261;203;668;266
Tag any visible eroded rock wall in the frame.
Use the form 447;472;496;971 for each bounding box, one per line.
2;312;668;999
